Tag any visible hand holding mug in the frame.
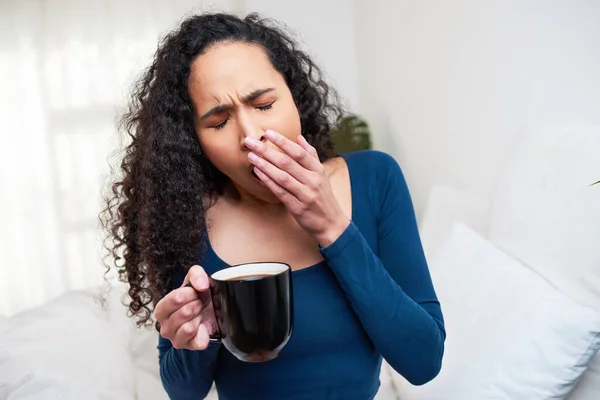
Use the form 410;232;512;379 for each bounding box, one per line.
156;262;293;363
154;265;218;351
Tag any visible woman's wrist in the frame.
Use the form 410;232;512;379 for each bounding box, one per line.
314;216;351;248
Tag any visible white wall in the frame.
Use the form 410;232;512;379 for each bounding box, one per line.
354;0;600;216
243;0;359;111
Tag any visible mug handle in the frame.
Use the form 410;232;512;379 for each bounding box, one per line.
185;281;223;343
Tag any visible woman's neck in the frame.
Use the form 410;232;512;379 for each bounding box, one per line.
222;181;289;218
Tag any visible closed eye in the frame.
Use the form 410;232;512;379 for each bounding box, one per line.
212;102;274;130
256;102;274;111
214;119;228;130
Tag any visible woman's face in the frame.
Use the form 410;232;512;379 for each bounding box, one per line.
189;41;302;202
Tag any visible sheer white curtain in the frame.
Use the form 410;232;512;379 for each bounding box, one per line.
0;0;241;316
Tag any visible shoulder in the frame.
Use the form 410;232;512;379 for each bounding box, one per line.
341;149;405;183
342;149;400;167
346;149;412;211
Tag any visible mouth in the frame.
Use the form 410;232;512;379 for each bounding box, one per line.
250;167;264;185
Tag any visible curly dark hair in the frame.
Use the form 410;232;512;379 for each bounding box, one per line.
99;12;345;330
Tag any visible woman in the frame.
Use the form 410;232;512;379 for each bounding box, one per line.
101;12;445;400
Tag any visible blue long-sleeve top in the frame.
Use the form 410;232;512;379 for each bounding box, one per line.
158;150;446;399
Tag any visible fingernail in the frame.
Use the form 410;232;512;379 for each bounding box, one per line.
193;277;208;290
248;152;259;162
244;137;258;146
265;130;277;139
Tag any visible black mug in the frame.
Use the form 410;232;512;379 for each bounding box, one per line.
206;262;293;362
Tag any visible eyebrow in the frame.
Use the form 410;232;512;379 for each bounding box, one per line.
199;88;275;121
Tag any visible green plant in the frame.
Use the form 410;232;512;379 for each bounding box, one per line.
330;114;373;153
592;180;599;186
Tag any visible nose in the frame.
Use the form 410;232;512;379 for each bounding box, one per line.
239;110;266;150
245;130;266;142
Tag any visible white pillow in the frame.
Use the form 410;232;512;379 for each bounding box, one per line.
375;361;401;400
489;125;600;312
128;325;168;400
568;352;600;400
0;373;118;400
0;289;135;399
396;222;600;400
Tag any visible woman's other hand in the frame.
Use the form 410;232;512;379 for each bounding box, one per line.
245;130;350;247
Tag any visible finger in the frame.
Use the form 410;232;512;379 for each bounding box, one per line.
190;323;211;351
246;139;308;183
296;134;319;159
251;158;318;204
253;167;303;207
161;299;202;339
267;130;321;171
182;265;209;292
155;286;199;323
172;315;202;349
249;153;306;193
265;130;319;170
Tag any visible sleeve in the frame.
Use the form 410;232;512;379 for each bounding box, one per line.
319;151;445;386
156;268;220;399
157;337;220;399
